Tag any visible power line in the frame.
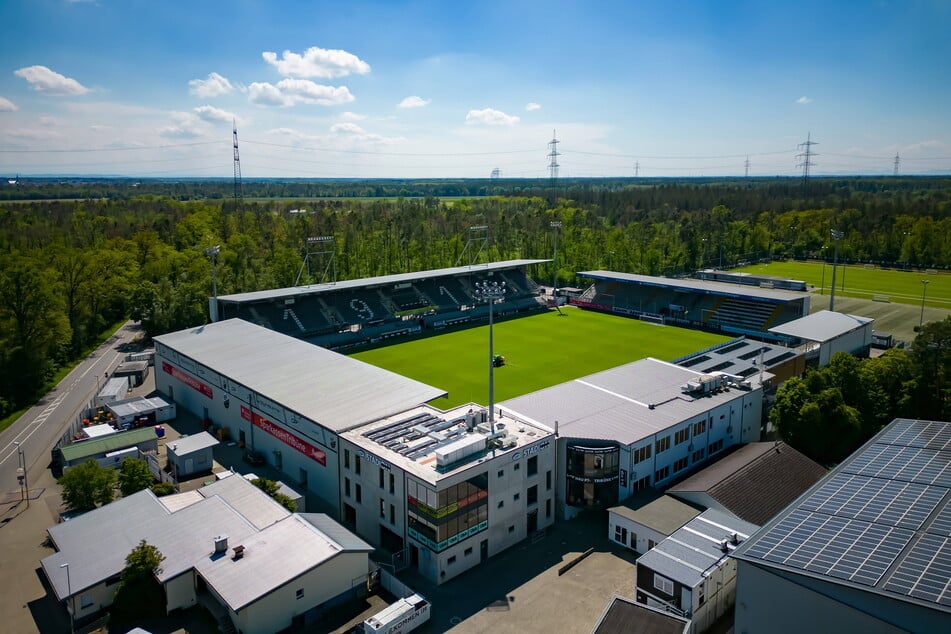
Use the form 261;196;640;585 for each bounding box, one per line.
0;141;226;154
242;139;542;157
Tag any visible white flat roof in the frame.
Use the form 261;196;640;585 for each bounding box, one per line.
768;310;873;342
155;319;446;432
167;431;218;456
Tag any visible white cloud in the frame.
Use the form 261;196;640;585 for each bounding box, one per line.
0;97;17;111
330;122;367;135
796;96;812;105
14;65;89;96
189;72;234;98
526;102;541;111
465;108;520;126
194;105;236;124
5;128;61;140
159;111;203;139
248;79;354;107
262;46;370;79
398;96;430;108
339;111;366;121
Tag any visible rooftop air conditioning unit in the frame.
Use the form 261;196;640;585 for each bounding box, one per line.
719;539;730;553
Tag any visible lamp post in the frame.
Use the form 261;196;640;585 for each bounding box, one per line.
920;280;930;329
829;229;844;311
473;280;506;432
206;245;221;322
60;562;72;633
550;221;561;300
14;441;28;507
820;247;827;295
94;374;100;395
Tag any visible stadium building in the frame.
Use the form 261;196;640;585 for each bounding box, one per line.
498;357;764;520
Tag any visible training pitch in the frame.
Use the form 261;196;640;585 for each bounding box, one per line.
351;306;730;408
734;260;949;308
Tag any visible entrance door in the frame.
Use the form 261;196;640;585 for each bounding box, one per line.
480;539;489;562
527;509;538;533
410;544;419;568
344;504;356;528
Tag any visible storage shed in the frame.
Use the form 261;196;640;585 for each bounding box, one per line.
107;396;176;429
57;427;159;473
167;431;218;481
113;360;150;387
95;376;130;406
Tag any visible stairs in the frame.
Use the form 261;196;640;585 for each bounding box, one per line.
197;590;236;634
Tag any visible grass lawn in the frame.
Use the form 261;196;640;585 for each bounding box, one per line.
734;261;950;308
351;306;729;408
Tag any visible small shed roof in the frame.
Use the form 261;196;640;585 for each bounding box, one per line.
167;431;218;457
591;595;689;634
768;309;872;342
608;494;701;536
60;427;158;463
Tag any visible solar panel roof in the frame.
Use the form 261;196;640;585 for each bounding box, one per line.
732;418;951;613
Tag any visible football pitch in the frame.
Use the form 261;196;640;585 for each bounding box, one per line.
734;261;950;308
351;306;730;408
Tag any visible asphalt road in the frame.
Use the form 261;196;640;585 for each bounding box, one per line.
0;321;141;501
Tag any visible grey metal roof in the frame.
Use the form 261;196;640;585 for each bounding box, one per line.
107;395;173;418
732;418;951;614
591;595;690;634
60;426;158;462
155;319;446;432
767;309;872;342
578;270;805;303
197;473;290;530
608;494;701;536
167;431;218;457
298;513;374;552
637;509;758;589
672;336;797;386
499;358;757;446
217;259;549;303
195;513;358;611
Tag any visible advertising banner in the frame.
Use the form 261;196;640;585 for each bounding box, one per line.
243;406;326;466
162;361;213;399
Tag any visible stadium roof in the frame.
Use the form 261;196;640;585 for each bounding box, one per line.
154;319;446;432
668;441;827;526
767;309;873;342
498;357;757;446
637;508;758;589
732;418;951;613
217;259;549;303
578;270;805;303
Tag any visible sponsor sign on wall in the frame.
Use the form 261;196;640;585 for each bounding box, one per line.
162;362;213;399
511;440;551;461
242;405;326;466
252;393;286;423
194;364;222;388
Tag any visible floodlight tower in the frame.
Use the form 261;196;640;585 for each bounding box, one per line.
206;245;221;322
550;221;562;300
829;229;844;311
232;120;243;212
920;280;930;329
473;280;506;432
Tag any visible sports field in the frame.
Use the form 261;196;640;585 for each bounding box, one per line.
351;306;730;408
734;261;950;308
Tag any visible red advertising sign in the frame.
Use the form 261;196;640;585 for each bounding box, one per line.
244;406;326;466
162;361;213;399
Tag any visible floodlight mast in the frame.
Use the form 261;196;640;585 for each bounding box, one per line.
829;230;843;311
550;221;562;300
473;280;506;433
206;245;221;322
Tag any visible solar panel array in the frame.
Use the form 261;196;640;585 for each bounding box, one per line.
737;419;951;612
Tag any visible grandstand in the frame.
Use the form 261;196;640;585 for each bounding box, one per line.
214;259;549;349
571;271;809;340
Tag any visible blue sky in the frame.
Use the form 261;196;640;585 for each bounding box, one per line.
1;0;949;178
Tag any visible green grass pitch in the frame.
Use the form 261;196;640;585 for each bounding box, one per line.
734;261;950;308
351;306;730;409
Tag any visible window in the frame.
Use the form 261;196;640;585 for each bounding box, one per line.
527;485;538;506
389;473;395;494
698;583;706;606
355;455;361;475
693;420;706;436
80;595;93;609
344;449;351;469
514;493;520;502
379;467;385;488
546;499;551;518
653;573;674;596
648;539;656;550
498;500;504;509
508;525;515;533
709;439;724;455
380;499;386;518
692;448;706;463
498;469;504;478
546;470;552;490
674;427;690;445
296;588;304;600
614;525;627;543
448;556;456;564
630;532;637;549
527;455;538;477
633;475;651;492
514;462;521;471
465;547;473;556
390;503;395;524
356;484;362;503
673;457;689;472
654;466;670;482
633;445;652;464
655;436;670;453
345;477;351;497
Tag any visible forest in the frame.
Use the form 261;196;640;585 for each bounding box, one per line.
1;176;949;422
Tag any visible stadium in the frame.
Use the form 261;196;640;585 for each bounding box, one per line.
155;257;839;584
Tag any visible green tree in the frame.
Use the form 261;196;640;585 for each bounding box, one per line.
111;540;166;626
150;482;177;497
118;457;155;497
911;316;951;421
252;477;297;512
58;460;117;512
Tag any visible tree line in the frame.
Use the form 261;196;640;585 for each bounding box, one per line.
1;178;948;419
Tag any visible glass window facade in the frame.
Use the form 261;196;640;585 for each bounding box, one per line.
565;444;620;508
406;473;489;552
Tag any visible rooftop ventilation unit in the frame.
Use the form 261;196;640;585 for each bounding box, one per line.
233;544;245;560
719;539;730;553
214;535;228;554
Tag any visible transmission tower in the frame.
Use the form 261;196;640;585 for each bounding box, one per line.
744;156;751;178
547;130;560;204
797;132;818;186
634;162;640;178
232;119;243;212
893;153;900;176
